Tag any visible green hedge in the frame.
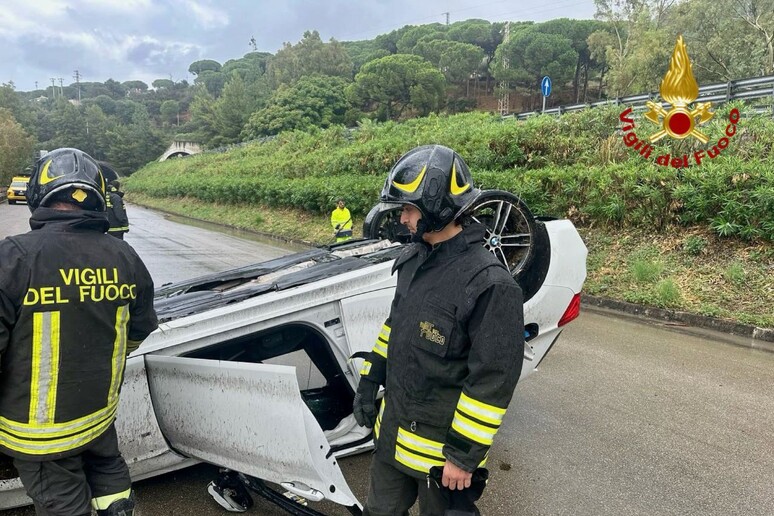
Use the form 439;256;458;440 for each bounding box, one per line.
127;103;774;241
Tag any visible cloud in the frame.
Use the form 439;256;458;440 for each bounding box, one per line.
189;2;230;30
1;0;597;90
125;37;202;73
171;0;229;30
78;0;154;12
10;28;202;86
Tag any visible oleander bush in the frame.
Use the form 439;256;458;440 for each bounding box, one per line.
127;102;774;241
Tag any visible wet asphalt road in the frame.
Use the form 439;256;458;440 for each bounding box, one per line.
1;201;773;515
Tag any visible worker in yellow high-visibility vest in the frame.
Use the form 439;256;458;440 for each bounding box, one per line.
330;198;353;242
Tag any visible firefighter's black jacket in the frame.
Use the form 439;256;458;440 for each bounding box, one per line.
106;190;129;236
0;208;158;460
359;223;524;477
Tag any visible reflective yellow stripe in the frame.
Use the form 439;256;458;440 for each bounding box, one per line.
0;403;118;437
372;338;388;359
395;446;445;473
374;397;386;439
107;227;129;232
451;411;497;446
397;426;444;459
29;312;60;425
373;323;390;358
359;360;372;376
0;407;116;455
92;488;131;510
457;392;505;426
28;314;43;423
108;305;130;405
47;313;61;423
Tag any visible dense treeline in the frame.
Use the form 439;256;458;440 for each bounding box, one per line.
127;103;774;242
1;0;773;185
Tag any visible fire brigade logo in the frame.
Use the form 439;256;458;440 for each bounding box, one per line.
644;35;713;143
619;35;740;168
419;321;446;345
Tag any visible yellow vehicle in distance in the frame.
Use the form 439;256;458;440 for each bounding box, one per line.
6;176;30;205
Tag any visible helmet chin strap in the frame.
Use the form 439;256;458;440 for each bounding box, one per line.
411;218;429;243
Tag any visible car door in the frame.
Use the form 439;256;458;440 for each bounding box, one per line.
144;354;361;509
114;354;194;480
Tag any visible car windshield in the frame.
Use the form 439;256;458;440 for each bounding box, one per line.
10;182;27;188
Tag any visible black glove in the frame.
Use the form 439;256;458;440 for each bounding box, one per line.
335;224;341;230
353;378;379;428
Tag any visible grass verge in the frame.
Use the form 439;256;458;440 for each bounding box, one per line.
581;227;773;328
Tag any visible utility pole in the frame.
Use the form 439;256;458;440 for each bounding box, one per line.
498;22;511;116
73;70;81;102
34;81;38;90
58;78;64;99
50;78;57;99
442;12;450;25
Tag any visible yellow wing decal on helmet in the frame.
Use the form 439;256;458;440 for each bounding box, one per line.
393;165;426;193
39;160;64;185
450;163;471;195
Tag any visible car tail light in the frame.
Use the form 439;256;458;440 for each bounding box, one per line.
558;293;581;327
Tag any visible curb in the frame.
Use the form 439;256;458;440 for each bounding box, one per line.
582;295;774;351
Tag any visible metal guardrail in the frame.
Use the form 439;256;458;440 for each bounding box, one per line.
507;75;774;120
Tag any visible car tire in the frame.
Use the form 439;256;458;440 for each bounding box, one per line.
363;189;536;278
362;203;412;244
462;189;536;278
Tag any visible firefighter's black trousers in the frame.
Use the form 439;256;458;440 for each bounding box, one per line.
13;424;131;516
363;455;449;516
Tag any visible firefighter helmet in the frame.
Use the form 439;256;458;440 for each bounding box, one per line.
28;148;107;212
381;145;479;232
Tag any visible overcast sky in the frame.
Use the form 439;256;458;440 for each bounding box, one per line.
0;0;596;92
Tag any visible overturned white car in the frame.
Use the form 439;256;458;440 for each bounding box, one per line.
0;192;587;514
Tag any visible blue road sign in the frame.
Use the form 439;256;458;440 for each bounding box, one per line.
541;76;552;97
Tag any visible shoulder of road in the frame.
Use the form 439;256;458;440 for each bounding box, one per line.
584;295;774;351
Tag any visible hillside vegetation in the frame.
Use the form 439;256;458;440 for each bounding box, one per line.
126;104;774;329
129;103;774;241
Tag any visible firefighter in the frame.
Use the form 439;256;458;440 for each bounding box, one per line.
0;148;158;516
330;198;353;242
106;180;129;240
353;145;524;516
